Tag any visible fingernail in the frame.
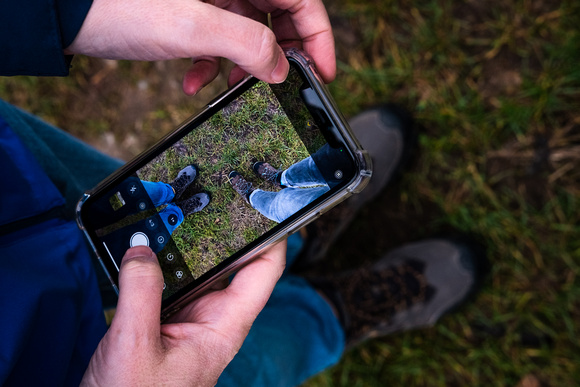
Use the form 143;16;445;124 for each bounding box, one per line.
271;50;289;84
123;246;156;262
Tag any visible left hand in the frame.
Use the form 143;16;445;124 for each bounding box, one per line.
65;0;336;95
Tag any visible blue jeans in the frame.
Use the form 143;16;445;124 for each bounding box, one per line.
141;181;184;235
218;232;345;387
250;156;330;223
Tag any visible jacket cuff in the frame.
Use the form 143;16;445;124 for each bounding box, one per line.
0;0;93;76
55;0;94;48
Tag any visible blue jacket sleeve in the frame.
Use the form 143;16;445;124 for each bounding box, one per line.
0;0;93;76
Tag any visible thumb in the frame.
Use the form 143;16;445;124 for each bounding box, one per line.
112;246;164;334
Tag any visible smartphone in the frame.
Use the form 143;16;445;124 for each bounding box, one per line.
76;49;372;320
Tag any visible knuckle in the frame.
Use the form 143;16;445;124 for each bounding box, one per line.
253;27;278;68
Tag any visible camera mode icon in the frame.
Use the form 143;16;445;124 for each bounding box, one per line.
146;218;158;230
168;214;179;226
127;183;139;196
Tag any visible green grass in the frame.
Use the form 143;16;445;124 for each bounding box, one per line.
137;81;312;278
0;0;579;385
305;0;580;385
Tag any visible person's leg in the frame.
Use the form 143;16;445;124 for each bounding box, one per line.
144;191;210;236
0;102;115;384
141;164;200;207
141;181;175;207
0;100;124;216
285;232;304;268
280;155;327;188
217;275;345;387
249;186;329;223
0;100;124;309
217;232;345;387
229;170;329;222
155;203;184;235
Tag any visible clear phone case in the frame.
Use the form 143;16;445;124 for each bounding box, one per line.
77;49;372;320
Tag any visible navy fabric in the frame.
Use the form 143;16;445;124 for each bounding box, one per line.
0;123;107;386
0;99;124;218
0;0;93;76
0;117;65;226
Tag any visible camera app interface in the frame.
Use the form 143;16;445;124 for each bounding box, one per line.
85;67;355;300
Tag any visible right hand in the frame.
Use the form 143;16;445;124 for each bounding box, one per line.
65;0;336;95
82;241;287;386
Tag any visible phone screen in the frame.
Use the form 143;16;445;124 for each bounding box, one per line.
81;65;356;304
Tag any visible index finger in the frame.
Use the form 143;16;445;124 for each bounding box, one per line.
170;239;287;330
250;0;336;82
224;239;287;317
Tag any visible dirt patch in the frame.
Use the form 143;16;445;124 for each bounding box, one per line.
479;48;523;101
63;58;229;161
486;113;580;207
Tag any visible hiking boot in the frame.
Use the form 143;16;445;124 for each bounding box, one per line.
170;165;198;200
229;171;255;203
253;161;284;188
309;238;485;347
176;192;210;216
297;104;414;267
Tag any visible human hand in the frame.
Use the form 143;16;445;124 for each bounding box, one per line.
65;0;335;95
81;242;286;386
